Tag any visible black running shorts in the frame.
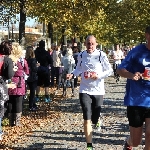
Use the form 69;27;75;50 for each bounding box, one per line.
79;93;103;124
37;71;50;87
127;106;150;127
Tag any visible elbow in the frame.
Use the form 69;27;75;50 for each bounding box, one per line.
8;74;14;79
116;68;122;76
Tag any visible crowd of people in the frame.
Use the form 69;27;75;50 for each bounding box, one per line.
0;38;81;140
0;26;150;150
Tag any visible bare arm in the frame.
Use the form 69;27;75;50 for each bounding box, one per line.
117;68;142;80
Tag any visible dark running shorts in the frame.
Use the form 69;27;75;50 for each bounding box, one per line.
37;71;50;87
127;106;150;127
79;93;103;124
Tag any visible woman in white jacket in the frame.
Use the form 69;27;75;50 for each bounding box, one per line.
61;48;75;97
51;45;62;87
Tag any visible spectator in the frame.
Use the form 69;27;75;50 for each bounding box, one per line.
51;45;62;88
26;46;39;111
72;46;80;87
61;47;75;97
8;42;29;126
0;41;16;140
48;48;53;56
34;40;53;102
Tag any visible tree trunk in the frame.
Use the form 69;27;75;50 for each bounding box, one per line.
19;0;26;46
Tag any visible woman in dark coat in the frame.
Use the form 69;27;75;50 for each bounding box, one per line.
26;46;39;111
0;41;16;140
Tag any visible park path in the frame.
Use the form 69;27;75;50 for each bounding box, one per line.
1;76;145;150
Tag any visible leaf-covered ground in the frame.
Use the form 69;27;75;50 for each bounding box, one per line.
0;87;64;150
0;76;145;150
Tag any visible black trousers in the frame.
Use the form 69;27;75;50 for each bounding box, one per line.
27;81;37;109
113;64;120;77
74;77;78;87
8;95;23;113
51;67;60;86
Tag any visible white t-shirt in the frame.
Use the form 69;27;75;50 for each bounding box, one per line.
112;50;124;64
72;50;113;95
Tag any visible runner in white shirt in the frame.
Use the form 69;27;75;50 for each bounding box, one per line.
67;35;113;150
112;44;124;82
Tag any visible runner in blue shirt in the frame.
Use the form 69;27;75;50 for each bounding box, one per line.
117;26;150;150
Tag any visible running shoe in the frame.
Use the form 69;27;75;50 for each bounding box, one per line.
124;141;132;150
94;120;102;131
35;97;39;102
45;97;52;103
87;146;93;150
29;107;38;111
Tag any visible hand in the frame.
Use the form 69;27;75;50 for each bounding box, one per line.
7;83;16;89
66;74;73;80
13;66;18;72
36;63;40;67
90;72;98;80
131;72;142;80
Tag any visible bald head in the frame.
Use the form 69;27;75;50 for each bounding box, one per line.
86;35;96;42
85;35;97;54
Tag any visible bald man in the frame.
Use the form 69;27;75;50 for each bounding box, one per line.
67;35;113;150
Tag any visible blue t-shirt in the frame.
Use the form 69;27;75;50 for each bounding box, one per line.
118;44;150;107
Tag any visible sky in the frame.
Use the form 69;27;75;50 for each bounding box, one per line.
25;17;37;27
15;15;37;27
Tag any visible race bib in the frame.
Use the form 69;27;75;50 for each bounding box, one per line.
143;67;150;80
84;72;96;79
84;72;90;79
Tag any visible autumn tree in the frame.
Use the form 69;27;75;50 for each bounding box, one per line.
2;0;150;46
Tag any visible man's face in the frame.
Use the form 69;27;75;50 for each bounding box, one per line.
145;33;150;43
115;45;119;50
85;37;97;53
52;45;56;50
